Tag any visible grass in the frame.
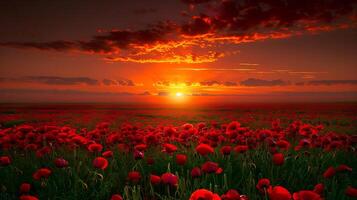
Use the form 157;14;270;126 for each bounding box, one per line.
1;141;356;200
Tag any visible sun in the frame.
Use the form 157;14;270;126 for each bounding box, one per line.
175;92;183;97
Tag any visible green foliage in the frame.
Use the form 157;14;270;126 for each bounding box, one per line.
0;145;356;200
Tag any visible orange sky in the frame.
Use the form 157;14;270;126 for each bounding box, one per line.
0;0;356;103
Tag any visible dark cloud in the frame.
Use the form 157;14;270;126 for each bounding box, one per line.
240;78;289;87
223;81;238;86
133;8;157;14
180;0;212;4
181;15;212;36
1;76;137;86
301;80;357;86
0;0;355;63
102;79;117;86
139;91;151;95
199;80;237;86
21;76;99;85
154;81;171;87
117;79;135;86
154;80;237;87
102;79;136;86
199;80;220;86
158;91;170;96
0;88;136;96
0;40;77;51
0;89;146;103
0;21;177;54
181;0;357;36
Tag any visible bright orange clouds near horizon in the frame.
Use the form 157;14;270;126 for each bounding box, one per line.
0;0;356;102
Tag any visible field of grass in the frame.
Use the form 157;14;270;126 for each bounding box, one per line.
0;103;356;200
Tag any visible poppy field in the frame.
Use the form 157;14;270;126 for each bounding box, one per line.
0;103;356;200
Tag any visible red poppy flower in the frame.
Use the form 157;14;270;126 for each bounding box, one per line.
336;164;352;172
176;154;187;165
189;189;221;200
345;186;357;197
88;143;103;153
0;156;11;166
268;186;292;200
20;195;39;200
256;178;271;193
117;143;130;153
134;150;144;160
220;146;232;155
19;183;31;194
33;168;52;180
146;157;155;165
234;145;248;153
276;140;291;150
196;143;214;156
272;153;285;166
163;143;178;154
93;157;108;170
227;121;241;132
201;161;219;174
293;190;322;200
191;167;202;178
313;183;324;195
128;171;141;183
161;172;178;187
221;189;240;200
111;194;123;200
182;123;194;131
323;167;336;178
102;150;113;158
150;174;161;185
216;167;223;174
35;146;52;158
134;144;147;151
54;158;68;168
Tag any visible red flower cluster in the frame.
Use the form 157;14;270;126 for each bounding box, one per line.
0;118;355;199
33;168;52;180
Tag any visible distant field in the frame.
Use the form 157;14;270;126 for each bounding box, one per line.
1;103;357;133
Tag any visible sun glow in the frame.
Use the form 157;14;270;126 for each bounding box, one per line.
175;92;183;97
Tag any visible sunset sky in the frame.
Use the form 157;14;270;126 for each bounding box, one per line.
0;0;357;103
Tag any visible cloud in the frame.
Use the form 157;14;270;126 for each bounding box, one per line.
175;67;256;71
158;91;170;96
117;79;135;86
102;79;117;86
1;76;137;86
0;40;77;51
139;91;151;95
180;0;212;4
240;63;259;66
133;8;157;14
199;80;220;86
0;0;356;63
102;78;135;86
200;0;354;32
199;81;237;87
21;76;99;85
153;80;238;87
0;89;149;103
240;78;289;87
0;21;178;55
300;80;357;86
0;88;137;95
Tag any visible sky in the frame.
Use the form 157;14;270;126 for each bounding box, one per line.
0;0;357;103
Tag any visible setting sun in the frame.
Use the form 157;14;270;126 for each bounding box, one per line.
175;92;183;97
